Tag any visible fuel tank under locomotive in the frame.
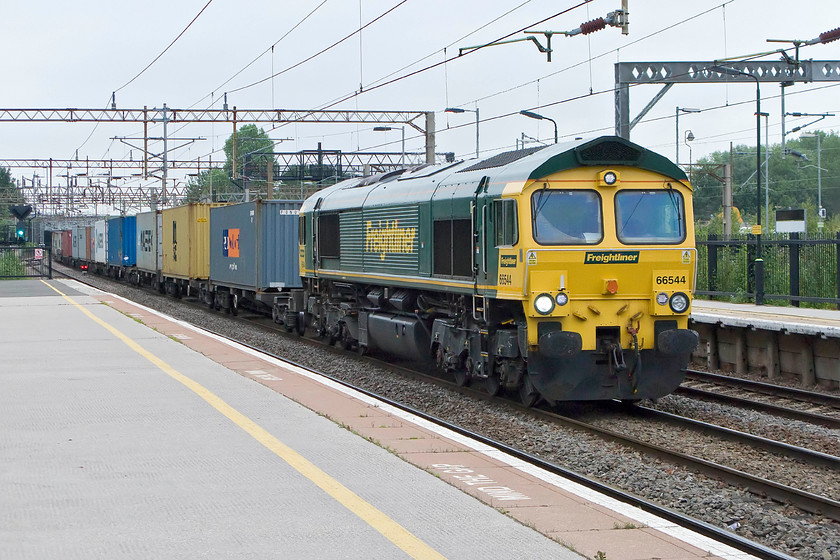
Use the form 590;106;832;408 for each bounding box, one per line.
361;312;432;364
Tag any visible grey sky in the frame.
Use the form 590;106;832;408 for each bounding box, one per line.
2;0;838;193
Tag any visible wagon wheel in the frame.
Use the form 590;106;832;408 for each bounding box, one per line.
295;312;307;336
484;373;502;397
230;294;239;316
519;374;540;407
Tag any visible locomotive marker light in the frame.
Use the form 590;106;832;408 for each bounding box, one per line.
534;293;555;315
555;292;569;306
519;110;558;144
598;170;619;187
656;292;669;306
669;292;690;314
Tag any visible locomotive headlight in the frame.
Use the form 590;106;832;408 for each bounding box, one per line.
603;171;617;185
534;293;555;315
669;292;690;313
555;292;569;306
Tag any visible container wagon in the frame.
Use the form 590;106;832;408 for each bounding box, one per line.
161;203;221;297
106;216;137;277
207;200;302;317
133;210;162;290
93;220;108;274
60;230;73;266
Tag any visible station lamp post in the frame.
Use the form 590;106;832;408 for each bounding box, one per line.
675;107;701;166
712;65;764;304
373;126;405;167
519;110;558;144
444;107;480;159
684;130;695;182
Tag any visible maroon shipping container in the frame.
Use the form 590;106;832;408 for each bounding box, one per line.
61;230;73;262
86;226;93;261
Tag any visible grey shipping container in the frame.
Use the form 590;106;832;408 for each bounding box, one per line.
209;200;302;299
135;210;162;274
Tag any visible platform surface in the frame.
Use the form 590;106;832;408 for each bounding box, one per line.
1;279;763;560
692;298;840;336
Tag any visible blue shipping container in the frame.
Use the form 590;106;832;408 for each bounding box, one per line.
209;200;301;292
106;216;137;267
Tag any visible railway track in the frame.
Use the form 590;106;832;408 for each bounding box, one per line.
54;266;835;558
681;368;840;429
235;305;840;524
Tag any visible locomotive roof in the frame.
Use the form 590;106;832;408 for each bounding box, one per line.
300;136;687;212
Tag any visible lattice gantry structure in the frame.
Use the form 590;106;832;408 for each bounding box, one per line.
0;107;436;215
614;59;840;139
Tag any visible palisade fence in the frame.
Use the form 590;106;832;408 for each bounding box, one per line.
0;246;52;279
696;233;840;307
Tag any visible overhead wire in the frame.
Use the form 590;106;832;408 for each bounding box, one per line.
173;0;584;165
226;0;410;94
115;0;214;93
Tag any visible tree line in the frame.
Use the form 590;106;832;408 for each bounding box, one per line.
691;130;840;235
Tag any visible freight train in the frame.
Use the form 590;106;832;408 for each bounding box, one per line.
54;135;698;405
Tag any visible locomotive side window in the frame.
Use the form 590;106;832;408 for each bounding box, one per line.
494;199;518;247
298;216;305;245
615;190;685;244
318;213;340;258
532;190;602;245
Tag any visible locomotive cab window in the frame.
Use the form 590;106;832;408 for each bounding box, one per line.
532;190;602;245
615;190;685;244
494;199;518;247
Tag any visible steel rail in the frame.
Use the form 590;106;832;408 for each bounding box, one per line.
629;405;840;469
675;386;840;429
684;368;840;409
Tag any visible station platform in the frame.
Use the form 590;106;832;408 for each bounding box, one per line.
691;299;840;337
1;278;760;560
690;299;840;387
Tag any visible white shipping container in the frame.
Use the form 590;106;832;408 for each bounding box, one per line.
72;226;86;260
135;210;161;273
94;220;108;264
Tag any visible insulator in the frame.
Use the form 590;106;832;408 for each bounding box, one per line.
820;27;840;44
579;17;607;35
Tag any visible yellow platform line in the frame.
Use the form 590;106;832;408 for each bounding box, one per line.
41;280;447;560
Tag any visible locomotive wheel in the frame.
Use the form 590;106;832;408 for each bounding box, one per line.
451;367;470;387
519;375;540;407
484;374;502;396
230;295;239;316
295;312;306;336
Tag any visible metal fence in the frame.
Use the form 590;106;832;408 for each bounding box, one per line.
696;233;840;307
0;246;52;279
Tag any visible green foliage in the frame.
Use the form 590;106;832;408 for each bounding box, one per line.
0;249;25;277
223;124;275;181
692;130;840;232
0;167;25;205
185;167;234;203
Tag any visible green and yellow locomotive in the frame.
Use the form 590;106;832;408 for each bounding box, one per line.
294;136;698;404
